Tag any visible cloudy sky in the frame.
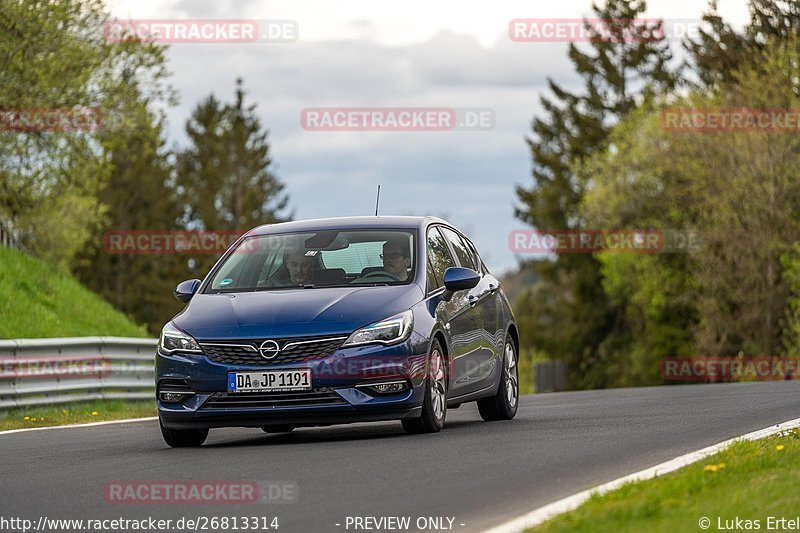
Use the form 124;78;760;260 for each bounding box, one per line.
107;0;749;274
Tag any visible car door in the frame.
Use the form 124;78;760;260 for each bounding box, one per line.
462;234;504;375
426;226;481;398
437;226;496;396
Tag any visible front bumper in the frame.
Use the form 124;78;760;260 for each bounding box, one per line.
157;337;428;430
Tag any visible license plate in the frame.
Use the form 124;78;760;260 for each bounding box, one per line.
228;369;311;393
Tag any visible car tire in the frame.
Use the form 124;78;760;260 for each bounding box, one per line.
402;339;447;434
159;418;209;447
261;425;295;433
477;339;519;422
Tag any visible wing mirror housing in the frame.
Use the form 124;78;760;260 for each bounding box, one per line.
441;267;480;302
174;279;201;304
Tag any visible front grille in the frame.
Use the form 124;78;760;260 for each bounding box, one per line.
200;336;347;365
202;388;347;409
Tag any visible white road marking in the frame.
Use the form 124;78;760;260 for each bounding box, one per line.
0;417;158;436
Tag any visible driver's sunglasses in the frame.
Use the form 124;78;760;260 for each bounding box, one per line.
380;252;405;260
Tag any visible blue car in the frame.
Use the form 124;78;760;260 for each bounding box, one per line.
156;216;519;447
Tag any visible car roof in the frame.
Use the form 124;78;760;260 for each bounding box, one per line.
246;216;453;236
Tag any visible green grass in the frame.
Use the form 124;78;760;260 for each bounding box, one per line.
530;430;800;533
0;246;148;338
0;399;156;430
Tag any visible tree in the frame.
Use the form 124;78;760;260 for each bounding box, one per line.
514;0;676;389
686;0;800;91
685;43;800;356
0;0;185;332
581;38;800;377
0;0;171;271
175;78;291;276
73;94;184;335
578;105;702;385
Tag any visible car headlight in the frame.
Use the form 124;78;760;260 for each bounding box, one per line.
343;310;413;347
159;322;202;354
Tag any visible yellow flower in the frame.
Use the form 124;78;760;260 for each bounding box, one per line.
776;445;786;452
90;411;98;416
30;417;36;421
23;416;29;420
717;463;726;469
704;464;718;472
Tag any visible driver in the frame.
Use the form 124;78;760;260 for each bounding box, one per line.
265;245;318;286
381;237;410;281
285;249;317;285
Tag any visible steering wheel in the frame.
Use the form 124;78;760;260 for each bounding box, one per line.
357;270;401;282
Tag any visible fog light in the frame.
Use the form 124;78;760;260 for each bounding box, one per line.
357;380;409;395
159;391;192;403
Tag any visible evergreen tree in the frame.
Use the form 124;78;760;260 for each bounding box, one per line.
175;78;291;276
686;0;800;91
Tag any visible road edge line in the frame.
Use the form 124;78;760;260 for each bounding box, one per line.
483;417;800;533
0;416;158;436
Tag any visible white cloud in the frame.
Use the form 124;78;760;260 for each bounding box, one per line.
108;0;749;46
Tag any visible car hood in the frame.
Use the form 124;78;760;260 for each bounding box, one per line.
173;284;424;340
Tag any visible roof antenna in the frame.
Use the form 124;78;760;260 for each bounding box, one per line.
374;185;381;216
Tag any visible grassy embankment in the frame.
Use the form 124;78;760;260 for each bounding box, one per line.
0;246;155;430
530;429;800;532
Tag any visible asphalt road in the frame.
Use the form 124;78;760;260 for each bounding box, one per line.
2;381;799;533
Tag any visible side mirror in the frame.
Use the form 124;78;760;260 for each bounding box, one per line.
441;267;480;302
174;279;201;304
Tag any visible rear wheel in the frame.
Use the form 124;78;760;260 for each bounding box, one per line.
477;340;519;421
159;418;208;447
402;339;447;434
261;425;295;433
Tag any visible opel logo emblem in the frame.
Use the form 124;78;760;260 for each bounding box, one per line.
258;340;281;359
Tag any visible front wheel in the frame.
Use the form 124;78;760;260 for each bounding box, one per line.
160;418;209;448
402;340;447;434
477;340;519;421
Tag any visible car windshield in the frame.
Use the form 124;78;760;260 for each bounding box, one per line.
205;229;416;292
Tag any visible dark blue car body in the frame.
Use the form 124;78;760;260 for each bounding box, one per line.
156;216;518;440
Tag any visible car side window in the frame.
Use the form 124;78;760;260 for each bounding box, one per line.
427;227;455;293
440;227;477;270
426;255;440;293
461;235;486;274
